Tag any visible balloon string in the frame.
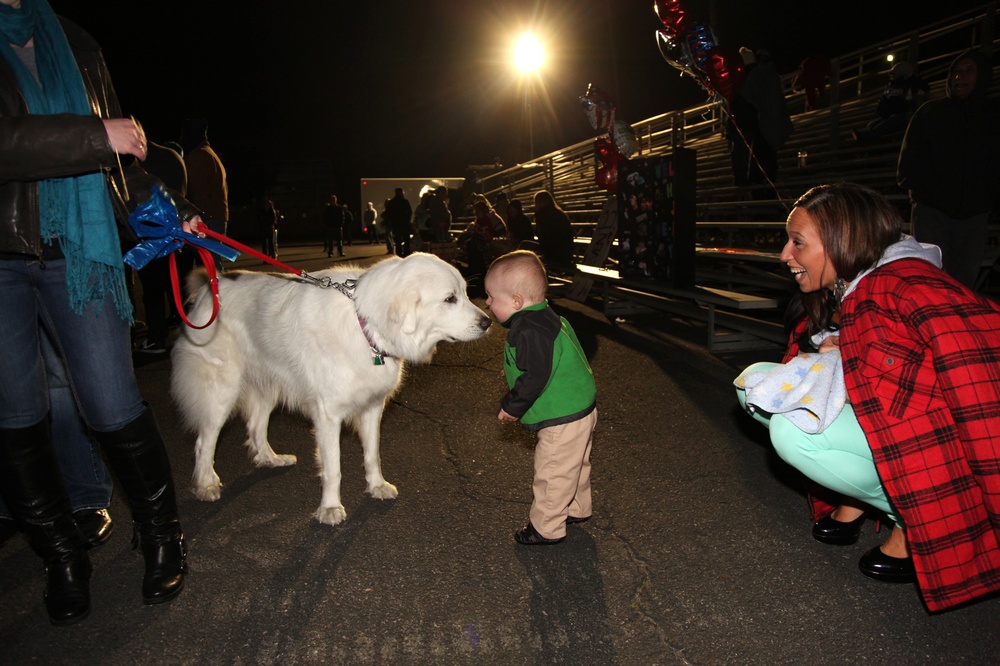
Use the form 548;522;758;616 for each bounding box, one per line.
717;102;790;212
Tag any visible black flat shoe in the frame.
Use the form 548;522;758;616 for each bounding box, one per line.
858;545;916;584
812;512;865;545
566;515;590;525
73;509;114;549
514;522;564;545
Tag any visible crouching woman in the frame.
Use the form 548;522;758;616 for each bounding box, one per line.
736;182;1000;612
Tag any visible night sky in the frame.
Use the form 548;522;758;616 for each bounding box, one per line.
48;0;988;208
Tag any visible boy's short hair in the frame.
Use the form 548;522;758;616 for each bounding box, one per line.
488;250;548;303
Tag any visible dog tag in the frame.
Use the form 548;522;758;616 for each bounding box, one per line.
373;354;384;366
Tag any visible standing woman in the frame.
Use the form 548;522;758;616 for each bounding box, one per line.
0;0;196;625
737;182;1000;612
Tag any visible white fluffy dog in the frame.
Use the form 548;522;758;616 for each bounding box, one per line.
170;253;491;525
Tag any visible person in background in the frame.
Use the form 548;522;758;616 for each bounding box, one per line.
728;47;794;197
363;201;378;245
852;61;928;143
532;189;574;273
412;190;433;244
0;0;193;625
792;54;831;111
343;203;354;248
459;195;506;296
429;185;453;242
322;194;347;258
505;198;534;247
493;191;509;230
384;187;413;257
136;139;187;355
380;198;393;254
180;117;228;237
261;198;278;259
897;49;1000;289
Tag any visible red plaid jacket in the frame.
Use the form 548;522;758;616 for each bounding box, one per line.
828;258;1000;611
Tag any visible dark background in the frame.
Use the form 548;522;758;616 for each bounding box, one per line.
49;0;989;212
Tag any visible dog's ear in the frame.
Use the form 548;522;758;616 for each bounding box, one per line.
400;294;420;335
402;314;417;335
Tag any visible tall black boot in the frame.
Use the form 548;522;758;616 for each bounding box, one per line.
94;406;187;605
0;418;92;626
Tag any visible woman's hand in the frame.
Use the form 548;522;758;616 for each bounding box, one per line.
182;214;205;237
819;335;840;353
103;117;147;161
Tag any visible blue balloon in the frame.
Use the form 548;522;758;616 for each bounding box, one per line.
685;23;717;69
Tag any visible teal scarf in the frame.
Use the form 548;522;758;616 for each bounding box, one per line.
0;0;130;320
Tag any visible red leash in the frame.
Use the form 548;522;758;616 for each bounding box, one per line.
170;222;334;330
168;244;220;330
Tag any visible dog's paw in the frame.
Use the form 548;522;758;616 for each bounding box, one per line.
193;483;223;501
369;482;399;500
314;505;347;526
252;452;298;468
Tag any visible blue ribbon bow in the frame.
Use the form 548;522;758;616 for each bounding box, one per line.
123;186;239;270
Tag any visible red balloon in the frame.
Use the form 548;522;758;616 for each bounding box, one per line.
594;138;625;192
653;0;686;33
594;137;617;161
704;46;745;104
595;163;620;192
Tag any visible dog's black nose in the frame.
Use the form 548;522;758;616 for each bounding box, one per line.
478;315;491;331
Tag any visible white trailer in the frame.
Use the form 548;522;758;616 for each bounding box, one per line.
360;177;465;221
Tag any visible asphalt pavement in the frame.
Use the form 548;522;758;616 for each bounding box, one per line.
1;242;997;665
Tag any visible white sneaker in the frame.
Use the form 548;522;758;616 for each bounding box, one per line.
137;339;167;354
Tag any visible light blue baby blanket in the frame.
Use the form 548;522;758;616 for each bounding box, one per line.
734;350;846;434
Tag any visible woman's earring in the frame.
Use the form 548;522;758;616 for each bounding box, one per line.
833;277;847;303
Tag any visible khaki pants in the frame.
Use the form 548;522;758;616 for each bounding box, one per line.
529;409;598;539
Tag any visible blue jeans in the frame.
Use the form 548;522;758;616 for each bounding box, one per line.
0;332;113;519
0;257;144;513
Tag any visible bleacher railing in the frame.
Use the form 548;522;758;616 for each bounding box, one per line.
476;3;997;232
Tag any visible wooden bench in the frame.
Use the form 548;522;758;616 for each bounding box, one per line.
694;247;793;292
574;264;785;352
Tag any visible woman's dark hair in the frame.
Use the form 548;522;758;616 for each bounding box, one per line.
793;182;902;279
533;189;557;210
791;182;903;334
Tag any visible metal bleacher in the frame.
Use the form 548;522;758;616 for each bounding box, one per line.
473;3;999;350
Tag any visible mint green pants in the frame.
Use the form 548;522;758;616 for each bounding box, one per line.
737;362;900;525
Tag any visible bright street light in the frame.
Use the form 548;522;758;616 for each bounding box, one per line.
513;34;545;160
514;34;545;73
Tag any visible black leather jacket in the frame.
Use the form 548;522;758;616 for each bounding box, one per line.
0;18;198;258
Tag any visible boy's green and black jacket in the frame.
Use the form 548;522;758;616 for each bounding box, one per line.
500;301;596;431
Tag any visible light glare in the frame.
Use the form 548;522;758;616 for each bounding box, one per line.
514;34;544;73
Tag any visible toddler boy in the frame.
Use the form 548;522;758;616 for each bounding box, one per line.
484;251;597;545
